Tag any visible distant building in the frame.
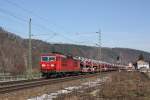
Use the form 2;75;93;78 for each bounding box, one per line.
126;62;135;71
129;62;133;68
137;60;149;70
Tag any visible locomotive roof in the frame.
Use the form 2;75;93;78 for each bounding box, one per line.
41;53;66;58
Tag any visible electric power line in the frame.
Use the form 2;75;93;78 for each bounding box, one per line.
0;7;27;22
0;2;93;45
0;7;57;37
3;0;71;34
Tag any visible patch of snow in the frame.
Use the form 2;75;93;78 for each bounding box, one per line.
28;76;110;100
57;89;72;94
65;86;82;90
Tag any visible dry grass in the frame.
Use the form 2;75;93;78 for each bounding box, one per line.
55;72;150;100
98;72;150;100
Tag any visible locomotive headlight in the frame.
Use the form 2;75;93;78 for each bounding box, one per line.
42;64;46;67
51;64;55;67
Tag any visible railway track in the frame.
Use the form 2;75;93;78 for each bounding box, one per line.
0;78;45;86
0;73;104;94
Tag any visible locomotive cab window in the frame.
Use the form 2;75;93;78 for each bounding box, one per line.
41;56;56;62
41;56;49;62
49;56;56;61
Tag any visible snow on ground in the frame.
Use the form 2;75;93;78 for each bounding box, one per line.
28;76;109;100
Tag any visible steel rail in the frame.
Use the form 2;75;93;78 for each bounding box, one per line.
0;73;104;94
0;78;44;86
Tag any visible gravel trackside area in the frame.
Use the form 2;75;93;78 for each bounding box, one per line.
28;75;110;100
50;72;150;100
0;73;110;100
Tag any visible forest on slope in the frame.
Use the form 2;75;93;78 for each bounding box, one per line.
0;27;150;75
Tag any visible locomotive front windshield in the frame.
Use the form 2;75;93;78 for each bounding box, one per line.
41;56;56;62
49;56;56;61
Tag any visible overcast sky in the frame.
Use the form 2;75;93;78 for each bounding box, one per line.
0;0;150;52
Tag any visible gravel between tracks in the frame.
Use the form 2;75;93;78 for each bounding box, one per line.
0;73;109;100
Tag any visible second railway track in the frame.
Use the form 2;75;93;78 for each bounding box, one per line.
0;73;105;94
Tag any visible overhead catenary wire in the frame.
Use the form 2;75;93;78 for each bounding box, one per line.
0;7;28;22
0;7;54;35
1;0;96;45
3;0;71;34
0;7;57;38
0;7;83;44
0;10;50;36
2;0;95;44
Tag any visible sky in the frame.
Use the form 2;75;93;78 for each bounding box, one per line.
0;0;150;52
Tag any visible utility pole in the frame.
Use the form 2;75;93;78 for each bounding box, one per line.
28;18;33;79
98;29;101;61
96;29;102;98
98;29;102;73
96;29;102;73
96;29;102;61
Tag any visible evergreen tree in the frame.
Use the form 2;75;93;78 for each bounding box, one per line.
138;54;144;61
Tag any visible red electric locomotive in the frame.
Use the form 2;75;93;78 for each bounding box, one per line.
40;53;80;77
40;53;124;78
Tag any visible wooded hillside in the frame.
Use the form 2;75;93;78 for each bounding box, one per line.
0;27;150;75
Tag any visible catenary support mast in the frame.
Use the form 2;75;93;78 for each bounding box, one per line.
28;18;33;79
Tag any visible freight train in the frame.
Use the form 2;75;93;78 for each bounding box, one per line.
40;53;125;78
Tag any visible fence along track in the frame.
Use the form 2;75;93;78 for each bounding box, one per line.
0;73;103;94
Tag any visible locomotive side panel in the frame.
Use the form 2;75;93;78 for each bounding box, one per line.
54;56;80;72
